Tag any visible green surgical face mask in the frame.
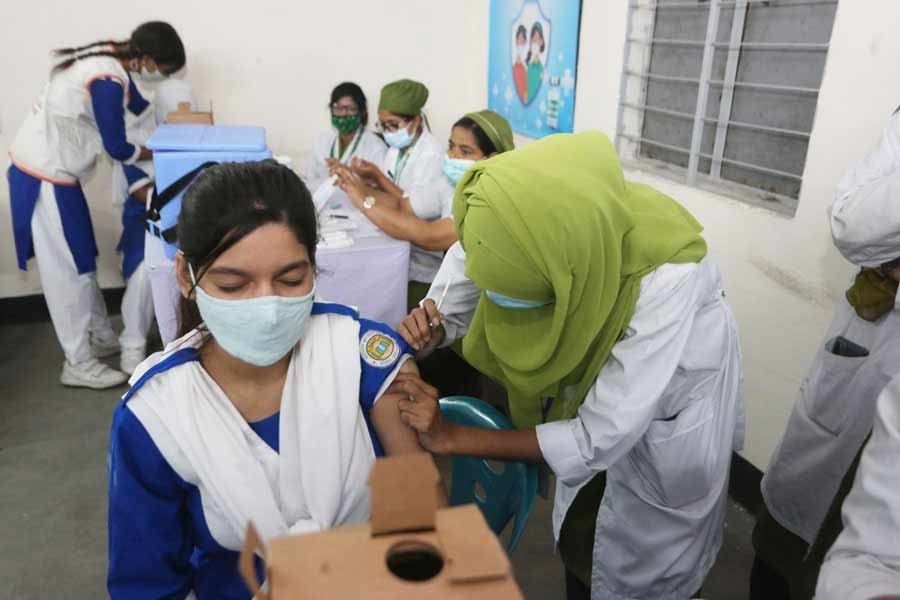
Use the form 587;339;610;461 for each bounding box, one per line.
332;114;361;135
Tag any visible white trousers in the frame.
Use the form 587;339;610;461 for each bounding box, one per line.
145;232;181;346
119;261;155;350
31;181;115;364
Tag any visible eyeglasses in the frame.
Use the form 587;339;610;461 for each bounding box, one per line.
374;119;409;134
330;103;360;116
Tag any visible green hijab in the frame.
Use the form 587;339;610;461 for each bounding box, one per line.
464;110;515;153
454;131;707;427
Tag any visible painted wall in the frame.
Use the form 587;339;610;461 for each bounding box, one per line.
571;0;900;468
3;0;898;469
0;0;488;298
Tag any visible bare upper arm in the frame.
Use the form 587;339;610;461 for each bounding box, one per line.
370;359;423;455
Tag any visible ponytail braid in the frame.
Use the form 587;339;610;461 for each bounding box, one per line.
50;21;184;75
52;39;127;57
52;47;135;74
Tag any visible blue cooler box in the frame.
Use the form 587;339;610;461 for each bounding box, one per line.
146;124;273;259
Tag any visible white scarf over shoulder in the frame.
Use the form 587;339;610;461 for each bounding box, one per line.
126;311;375;550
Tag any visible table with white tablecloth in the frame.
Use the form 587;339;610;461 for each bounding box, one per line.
316;235;409;327
316;206;411;328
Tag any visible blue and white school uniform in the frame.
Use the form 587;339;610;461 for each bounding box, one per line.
8;55;142;365
112;76;156;353
136;79;197;346
107;303;413;599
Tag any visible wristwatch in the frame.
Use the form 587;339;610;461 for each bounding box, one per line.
363;195;376;210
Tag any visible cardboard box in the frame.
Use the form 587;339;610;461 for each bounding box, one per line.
165;102;214;125
239;453;523;599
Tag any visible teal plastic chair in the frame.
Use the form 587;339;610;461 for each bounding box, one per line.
439;396;539;554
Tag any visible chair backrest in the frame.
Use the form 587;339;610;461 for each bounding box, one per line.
439;396;539;554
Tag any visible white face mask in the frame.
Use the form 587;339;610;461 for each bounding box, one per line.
516;44;527;62
189;264;316;366
442;154;476;185
139;66;167;83
384;123;414;150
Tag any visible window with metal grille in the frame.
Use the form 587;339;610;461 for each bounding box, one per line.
615;0;838;216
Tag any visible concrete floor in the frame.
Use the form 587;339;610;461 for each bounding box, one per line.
0;318;756;599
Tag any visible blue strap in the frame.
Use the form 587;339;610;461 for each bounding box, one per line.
122;347;200;403
311;302;359;319
146;221;164;238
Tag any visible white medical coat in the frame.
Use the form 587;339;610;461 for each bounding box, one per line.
303;127;387;192
382;128;446;283
815;376;900;599
762;111;900;545
430;243;745;599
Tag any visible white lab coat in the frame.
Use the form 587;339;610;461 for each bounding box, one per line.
762;111;900;545
429;243;745;599
303;127;386;192
438;178;455;220
831;110;900;268
815;376;900;599
382;128;446;283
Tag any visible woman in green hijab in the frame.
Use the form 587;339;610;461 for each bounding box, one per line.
392;131;745;599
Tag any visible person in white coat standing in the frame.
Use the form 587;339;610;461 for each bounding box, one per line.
342;79;446;311
302;81;385;193
815;374;900;600
7;22;186;389
751;109;900;599
393;132;744;600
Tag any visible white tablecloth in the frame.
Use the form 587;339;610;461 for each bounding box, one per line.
316;211;411;328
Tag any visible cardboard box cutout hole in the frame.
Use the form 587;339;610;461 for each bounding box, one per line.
385;540;444;582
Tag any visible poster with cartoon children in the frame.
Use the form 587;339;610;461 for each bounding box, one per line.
490;0;581;138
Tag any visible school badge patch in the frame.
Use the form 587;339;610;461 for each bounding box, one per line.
360;330;400;368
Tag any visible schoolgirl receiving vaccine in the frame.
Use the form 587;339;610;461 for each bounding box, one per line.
107;160;431;599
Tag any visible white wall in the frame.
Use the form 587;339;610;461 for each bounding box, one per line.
570;0;900;468
0;0;489;298
3;0;899;470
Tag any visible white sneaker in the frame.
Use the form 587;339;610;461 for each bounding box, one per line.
90;334;121;359
61;359;128;389
120;347;146;376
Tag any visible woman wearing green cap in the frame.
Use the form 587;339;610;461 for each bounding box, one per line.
337;79;447;309
303;82;386;192
391;132;745;599
334;109;514;258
